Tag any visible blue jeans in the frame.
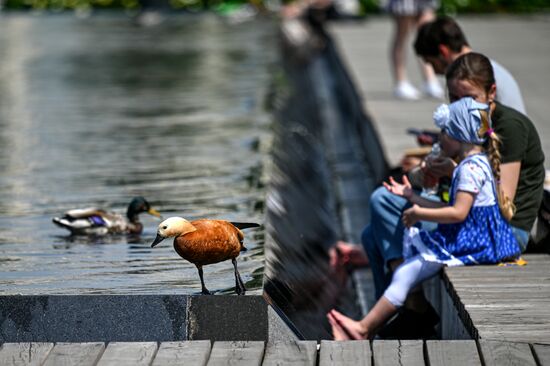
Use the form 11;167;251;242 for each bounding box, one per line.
511;226;529;253
361;186;437;300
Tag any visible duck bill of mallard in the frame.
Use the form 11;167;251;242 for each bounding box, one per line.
151;234;166;248
147;208;162;218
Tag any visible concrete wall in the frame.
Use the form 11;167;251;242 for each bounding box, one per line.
0;295;268;343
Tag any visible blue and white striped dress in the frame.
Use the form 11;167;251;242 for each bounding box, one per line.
404;154;520;266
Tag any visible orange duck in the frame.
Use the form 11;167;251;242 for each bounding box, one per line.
151;217;259;295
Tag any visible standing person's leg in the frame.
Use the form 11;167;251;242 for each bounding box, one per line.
415;8;444;99
391;15;421;100
362;186;410;299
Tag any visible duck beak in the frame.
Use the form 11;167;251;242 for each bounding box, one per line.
147;208;162;218
151;233;165;248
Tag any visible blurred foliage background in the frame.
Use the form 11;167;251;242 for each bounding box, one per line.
2;0;550;15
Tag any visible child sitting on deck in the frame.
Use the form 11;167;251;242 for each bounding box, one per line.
328;97;521;340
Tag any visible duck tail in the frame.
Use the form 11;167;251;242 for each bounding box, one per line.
231;222;260;230
240;245;248;252
52;217;71;229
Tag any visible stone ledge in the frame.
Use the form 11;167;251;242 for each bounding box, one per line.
0;295;270;343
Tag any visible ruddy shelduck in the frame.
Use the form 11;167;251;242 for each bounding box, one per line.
151;216;259;295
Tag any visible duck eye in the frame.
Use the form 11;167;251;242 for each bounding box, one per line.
162;226;168;230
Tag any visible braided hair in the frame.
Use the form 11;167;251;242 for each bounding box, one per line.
478;110;516;221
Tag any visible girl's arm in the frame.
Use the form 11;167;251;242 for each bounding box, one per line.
402;191;475;227
384;175;447;209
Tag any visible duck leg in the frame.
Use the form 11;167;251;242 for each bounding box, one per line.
196;265;211;295
232;258;246;296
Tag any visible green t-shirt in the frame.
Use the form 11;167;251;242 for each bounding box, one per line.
493;102;545;231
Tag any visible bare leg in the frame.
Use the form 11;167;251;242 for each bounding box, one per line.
196;265;211;295
416;9;436;82
416;9;443;98
232;258;246;296
391;15;415;84
391;15;421;100
328;297;398;340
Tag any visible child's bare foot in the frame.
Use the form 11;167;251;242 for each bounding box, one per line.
328;309;369;340
327;312;351;340
334;241;369;267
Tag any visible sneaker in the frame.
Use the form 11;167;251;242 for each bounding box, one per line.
394;81;421;100
423;80;445;100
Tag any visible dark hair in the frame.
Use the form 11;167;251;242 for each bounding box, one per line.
445;52;495;94
414;16;470;57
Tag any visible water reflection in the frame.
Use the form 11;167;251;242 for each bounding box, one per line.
0;14;275;295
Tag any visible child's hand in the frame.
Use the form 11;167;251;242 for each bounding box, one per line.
383;175;413;199
402;205;420;227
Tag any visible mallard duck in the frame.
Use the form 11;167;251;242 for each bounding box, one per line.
52;196;161;235
151;217;259;295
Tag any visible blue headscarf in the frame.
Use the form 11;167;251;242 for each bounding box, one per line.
433;97;491;145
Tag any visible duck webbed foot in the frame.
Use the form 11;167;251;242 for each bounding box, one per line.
232;258;246;296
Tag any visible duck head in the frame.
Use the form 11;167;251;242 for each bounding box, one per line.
151;217;197;248
127;197;161;222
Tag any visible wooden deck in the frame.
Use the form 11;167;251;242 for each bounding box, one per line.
442;253;550;344
1;340;549;365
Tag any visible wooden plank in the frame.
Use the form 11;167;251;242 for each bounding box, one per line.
372;340;424;366
319;340;370;366
426;340;481;366
42;343;105;366
532;343;550;366
96;342;157;366
448;274;550;281
152;341;211;366
447;270;550;278
440;254;550;345
479;340;536;366
0;343;53;365
262;341;317;366
206;341;264;366
474;332;550;345
458;288;550;304
0;343;54;366
449;273;550;279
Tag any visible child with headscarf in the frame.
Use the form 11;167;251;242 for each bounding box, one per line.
328;97;520;340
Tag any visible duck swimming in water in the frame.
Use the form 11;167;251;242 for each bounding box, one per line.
151;217;259;295
52;196;161;235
